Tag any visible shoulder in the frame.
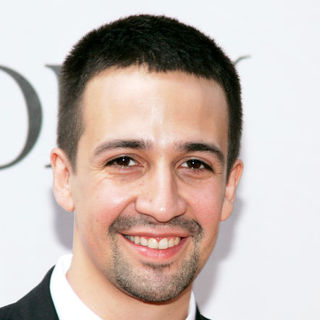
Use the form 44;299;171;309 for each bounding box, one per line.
0;267;59;320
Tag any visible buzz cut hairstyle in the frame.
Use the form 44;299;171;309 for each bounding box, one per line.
58;14;242;175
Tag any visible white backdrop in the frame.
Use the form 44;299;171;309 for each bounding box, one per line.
1;1;319;319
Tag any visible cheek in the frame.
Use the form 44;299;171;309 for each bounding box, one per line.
188;182;225;228
88;180;136;226
74;179;136;244
186;181;225;264
73;179;138;265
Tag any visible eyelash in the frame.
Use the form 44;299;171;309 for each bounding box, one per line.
106;156;137;168
105;156;212;172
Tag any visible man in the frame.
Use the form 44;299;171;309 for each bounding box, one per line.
0;14;243;320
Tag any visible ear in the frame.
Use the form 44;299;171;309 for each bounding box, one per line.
221;159;243;221
51;148;75;212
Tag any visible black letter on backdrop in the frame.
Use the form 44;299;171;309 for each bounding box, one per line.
44;65;61;168
0;66;42;169
234;55;251;65
46;65;61;80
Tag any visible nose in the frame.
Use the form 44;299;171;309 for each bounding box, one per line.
135;165;187;222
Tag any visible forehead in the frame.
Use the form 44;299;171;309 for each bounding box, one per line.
80;66;228;153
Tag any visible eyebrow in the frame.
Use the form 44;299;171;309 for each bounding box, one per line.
93;139;150;157
93;139;225;165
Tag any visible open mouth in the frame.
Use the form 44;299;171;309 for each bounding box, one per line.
124;235;182;250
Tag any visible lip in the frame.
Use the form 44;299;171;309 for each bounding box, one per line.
120;233;189;261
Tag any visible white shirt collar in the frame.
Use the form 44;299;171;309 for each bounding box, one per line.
50;254;196;320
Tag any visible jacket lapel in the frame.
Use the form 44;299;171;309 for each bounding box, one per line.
0;267;59;320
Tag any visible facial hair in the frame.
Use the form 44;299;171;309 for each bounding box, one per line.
106;215;203;302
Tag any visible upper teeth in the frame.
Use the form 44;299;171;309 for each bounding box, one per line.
125;235;181;250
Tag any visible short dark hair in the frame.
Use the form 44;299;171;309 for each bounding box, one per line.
58;14;242;174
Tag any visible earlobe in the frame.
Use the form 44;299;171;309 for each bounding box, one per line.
221;159;243;221
51;148;75;212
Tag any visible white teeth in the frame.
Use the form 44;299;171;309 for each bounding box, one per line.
140;237;148;246
168;238;174;248
125;235;181;249
158;238;168;249
148;238;158;248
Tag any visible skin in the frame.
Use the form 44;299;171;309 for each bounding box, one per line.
51;66;243;320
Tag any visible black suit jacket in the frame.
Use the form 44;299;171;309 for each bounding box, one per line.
0;268;210;320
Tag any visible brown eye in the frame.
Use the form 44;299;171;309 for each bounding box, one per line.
187;159;202;169
181;159;212;171
106;156;136;167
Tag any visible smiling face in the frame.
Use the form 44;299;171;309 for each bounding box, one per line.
52;66;242;304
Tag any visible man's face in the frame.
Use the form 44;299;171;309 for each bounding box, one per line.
52;66;242;302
